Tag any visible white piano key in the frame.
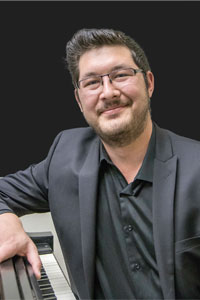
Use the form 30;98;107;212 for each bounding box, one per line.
40;254;76;300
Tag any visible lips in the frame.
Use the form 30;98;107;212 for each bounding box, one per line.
97;102;128;115
101;105;126;115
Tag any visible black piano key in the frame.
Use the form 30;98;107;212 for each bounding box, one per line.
39;282;52;288
37;261;57;300
38;279;51;285
41;274;48;279
41;288;55;295
43;294;56;298
40;285;53;291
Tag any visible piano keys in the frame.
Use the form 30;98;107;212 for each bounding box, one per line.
39;253;75;300
0;231;76;300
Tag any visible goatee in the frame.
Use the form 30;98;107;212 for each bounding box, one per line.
91;97;151;147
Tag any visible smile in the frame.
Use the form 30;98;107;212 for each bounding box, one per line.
101;105;126;115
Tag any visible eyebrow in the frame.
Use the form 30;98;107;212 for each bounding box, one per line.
80;64;131;80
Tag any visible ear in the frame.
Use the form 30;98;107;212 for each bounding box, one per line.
146;71;154;98
74;89;83;112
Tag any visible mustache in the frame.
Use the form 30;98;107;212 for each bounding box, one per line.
96;99;132;115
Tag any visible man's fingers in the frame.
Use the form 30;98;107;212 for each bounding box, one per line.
0;237;41;279
0;213;41;279
26;243;42;279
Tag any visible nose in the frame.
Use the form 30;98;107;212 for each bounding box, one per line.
99;75;120;100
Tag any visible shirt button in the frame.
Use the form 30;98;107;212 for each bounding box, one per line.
123;225;133;232
133;263;141;271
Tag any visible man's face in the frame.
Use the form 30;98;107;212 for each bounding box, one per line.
75;45;154;146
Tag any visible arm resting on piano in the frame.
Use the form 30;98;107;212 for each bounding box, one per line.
0;212;41;279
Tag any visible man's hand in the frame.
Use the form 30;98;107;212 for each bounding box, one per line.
0;213;41;279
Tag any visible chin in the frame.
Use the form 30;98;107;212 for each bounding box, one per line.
94;108;149;146
96;117;133;143
99;115;128;132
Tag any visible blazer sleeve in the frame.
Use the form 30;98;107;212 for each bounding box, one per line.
0;131;63;217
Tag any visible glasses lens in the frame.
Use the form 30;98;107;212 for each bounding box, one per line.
80;76;101;90
110;68;135;82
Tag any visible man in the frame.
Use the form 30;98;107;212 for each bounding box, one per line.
0;28;200;299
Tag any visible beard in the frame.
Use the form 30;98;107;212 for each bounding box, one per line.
82;96;151;147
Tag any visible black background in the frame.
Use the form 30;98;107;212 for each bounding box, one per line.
0;1;200;174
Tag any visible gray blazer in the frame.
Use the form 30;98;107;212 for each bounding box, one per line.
0;124;200;299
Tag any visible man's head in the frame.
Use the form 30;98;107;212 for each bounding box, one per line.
65;28;154;147
66;28;151;89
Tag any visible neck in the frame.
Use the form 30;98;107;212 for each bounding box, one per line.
102;119;153;183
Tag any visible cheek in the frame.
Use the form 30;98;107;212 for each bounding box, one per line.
79;91;97;110
80;98;98;116
120;83;139;98
121;81;148;101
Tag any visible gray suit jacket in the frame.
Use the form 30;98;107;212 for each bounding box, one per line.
0;124;200;299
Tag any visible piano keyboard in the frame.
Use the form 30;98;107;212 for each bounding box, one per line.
0;231;76;300
39;253;75;300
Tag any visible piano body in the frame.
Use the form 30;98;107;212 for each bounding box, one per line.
0;232;76;300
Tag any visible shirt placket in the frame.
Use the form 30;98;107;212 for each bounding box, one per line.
119;186;144;274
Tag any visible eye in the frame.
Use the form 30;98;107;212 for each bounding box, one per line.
116;72;129;78
113;70;133;81
83;78;101;88
88;79;100;86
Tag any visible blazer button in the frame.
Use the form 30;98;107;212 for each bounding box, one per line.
133;263;141;271
123;225;133;232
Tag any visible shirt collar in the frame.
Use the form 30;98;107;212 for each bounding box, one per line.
99;123;156;184
135;124;156;183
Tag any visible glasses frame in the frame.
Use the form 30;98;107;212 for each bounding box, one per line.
76;68;145;89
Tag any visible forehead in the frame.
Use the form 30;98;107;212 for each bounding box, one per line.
78;45;137;77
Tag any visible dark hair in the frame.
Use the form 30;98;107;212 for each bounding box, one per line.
65;28;151;88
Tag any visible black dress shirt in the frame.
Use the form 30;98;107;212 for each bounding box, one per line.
94;126;164;299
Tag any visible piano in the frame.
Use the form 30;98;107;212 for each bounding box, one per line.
0;231;76;300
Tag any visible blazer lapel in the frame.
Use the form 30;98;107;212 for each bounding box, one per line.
153;125;177;299
79;138;100;299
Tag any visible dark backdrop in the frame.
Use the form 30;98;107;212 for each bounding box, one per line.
0;1;199;174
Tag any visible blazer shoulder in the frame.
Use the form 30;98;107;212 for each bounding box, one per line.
58;127;98;145
156;125;200;159
166;128;200;148
49;127;99;162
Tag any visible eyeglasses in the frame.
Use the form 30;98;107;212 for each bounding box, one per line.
77;68;144;92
